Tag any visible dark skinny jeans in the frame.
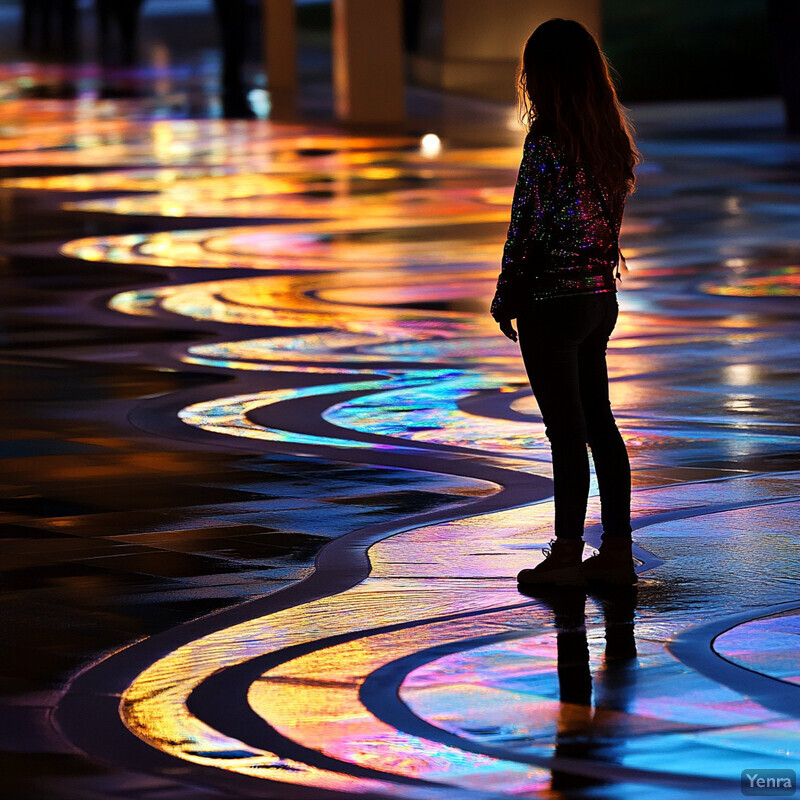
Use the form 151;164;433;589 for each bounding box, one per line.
517;292;632;541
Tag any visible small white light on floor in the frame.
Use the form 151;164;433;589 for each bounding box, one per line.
420;133;442;157
248;89;270;120
724;196;742;215
724;257;747;269
724;363;759;386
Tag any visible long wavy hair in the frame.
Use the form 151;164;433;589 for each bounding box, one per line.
518;19;640;197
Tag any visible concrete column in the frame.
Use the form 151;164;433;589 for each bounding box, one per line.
412;0;602;102
332;0;405;125
261;0;297;119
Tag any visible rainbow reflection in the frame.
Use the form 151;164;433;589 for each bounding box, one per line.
120;474;800;795
12;105;800;797
63;221;507;271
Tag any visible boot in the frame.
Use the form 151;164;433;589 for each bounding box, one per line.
517;539;586;587
581;538;638;586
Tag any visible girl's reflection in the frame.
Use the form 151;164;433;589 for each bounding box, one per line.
521;586;638;791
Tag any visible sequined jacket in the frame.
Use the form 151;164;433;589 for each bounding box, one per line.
491;126;624;320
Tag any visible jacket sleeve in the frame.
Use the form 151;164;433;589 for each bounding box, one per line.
490;132;557;321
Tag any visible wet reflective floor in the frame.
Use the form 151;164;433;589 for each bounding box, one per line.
1;77;799;799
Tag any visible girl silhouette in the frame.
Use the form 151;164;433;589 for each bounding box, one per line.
491;19;640;587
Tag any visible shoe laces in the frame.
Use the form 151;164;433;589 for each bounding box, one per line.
543;539;583;561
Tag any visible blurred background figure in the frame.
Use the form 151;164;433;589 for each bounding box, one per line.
20;0;79;97
213;0;257;118
5;0;800;131
96;0;145;97
21;0;78;60
93;0;259;113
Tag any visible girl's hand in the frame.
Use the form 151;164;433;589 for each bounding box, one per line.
498;318;518;342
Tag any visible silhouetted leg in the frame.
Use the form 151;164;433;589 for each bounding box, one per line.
521;345;589;539
578;295;632;540
518;297;604;540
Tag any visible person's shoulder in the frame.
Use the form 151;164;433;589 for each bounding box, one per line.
523;123;562;165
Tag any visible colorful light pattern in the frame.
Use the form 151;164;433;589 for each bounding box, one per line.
64;222;508;271
61;186;511;221
120;475;800;796
10;98;800;796
714;608;800;685
704;267;800;297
